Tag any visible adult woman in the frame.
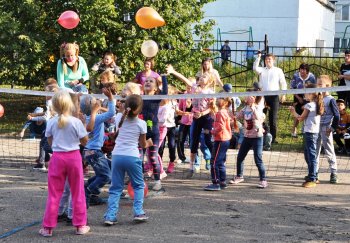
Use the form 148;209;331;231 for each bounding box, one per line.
290;63;316;137
195;57;223;90
133;58;162;87
57;42;89;93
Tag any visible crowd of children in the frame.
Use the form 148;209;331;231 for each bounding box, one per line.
19;42;350;237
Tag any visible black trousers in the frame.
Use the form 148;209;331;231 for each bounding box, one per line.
264;95;279;141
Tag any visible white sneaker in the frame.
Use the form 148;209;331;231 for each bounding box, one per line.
160;171;167;180
152;181;162;191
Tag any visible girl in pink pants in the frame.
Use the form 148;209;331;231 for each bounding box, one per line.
39;90;90;237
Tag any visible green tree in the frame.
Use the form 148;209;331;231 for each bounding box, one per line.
0;0;216;89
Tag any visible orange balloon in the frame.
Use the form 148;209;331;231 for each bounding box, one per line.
127;181;148;200
135;7;165;29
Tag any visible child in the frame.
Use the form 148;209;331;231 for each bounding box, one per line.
19;107;46;140
166;65;215;178
39;90;89;237
140;74;168;191
230;95;268;188
333;99;350;154
204;96;232;191
289;84;324;188
316;75;340;183
91;51;121;75
158;86;178;173
97;70;118;95
81;87;115;207
121;82;141;97
104;95;152;225
57;42;89;93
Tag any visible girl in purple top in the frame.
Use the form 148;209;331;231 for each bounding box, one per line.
133;58;162;86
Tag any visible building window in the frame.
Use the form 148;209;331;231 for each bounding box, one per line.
334;38;340;53
336;4;350;21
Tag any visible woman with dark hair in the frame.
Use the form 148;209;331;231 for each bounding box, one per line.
290;63;316;137
133;58;162;87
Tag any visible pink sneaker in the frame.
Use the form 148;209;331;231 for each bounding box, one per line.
39;227;53;237
76;225;90;235
257;180;268;188
229;176;244;184
166;162;175;174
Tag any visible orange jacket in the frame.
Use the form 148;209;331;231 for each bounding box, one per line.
212;109;232;141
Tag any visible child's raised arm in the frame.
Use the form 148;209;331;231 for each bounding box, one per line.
166;65;194;87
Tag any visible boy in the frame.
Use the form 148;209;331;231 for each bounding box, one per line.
316;75;340;183
333;99;350;155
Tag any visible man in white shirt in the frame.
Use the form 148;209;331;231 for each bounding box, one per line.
253;52;287;143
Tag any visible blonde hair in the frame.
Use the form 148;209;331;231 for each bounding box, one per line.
51;90;74;128
167;85;179;95
60;42;79;74
318;75;333;87
100;70;116;83
122;82;141;95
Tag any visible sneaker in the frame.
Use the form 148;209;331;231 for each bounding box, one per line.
330;173;338;184
76;225;90;235
291;132;298;138
194;166;200;173
104;219;118;226
204;184;221;191
166;162;175;174
205;160;210;170
39;227;53;237
302;181;317;188
219;182;227;189
33;164;47;172
133;214;148;222
160;171;167;180
229;176;244;184
263;147;271;151
257;180;268;188
89;195;107;206
185;170;194;179
152;181;162;191
304;175;320;184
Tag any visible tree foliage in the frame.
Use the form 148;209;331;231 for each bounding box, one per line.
0;0;216;89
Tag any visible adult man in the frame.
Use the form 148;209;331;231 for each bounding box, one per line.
253;52;287;143
338;50;350;108
220;40;231;66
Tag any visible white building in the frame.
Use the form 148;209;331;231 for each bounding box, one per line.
203;0;335;56
334;0;350;53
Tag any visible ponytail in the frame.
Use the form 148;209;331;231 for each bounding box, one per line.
115;108;131;138
58;114;68;128
316;92;324;116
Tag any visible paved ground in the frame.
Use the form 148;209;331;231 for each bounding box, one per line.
0;136;350;242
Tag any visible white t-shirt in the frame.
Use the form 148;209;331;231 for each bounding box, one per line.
112;113;147;158
303;102;320;133
45;116;88;152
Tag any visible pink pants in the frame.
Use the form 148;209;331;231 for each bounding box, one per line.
42;150;87;228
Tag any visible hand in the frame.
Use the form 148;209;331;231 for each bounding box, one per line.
338;74;344;79
193;112;202;119
279;95;286;103
102;87;113;100
257;51;262;58
289;106;295;112
91;100;101;114
325;127;332;136
27;115;33;120
146;138;153;147
166;64;174;75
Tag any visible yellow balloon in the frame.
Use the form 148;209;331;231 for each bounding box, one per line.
135;7;165;29
141;40;159;58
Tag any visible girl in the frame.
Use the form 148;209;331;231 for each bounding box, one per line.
195;57;223;90
57;42;89;93
204;96;232;191
140;74;168;190
230;95;268;188
39;90;90;237
91;51;121;75
97;70;118;95
104;94;153;225
166;65;215;178
133;58;162;87
290;84;324;188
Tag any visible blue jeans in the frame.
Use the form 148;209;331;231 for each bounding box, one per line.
236;137;266;181
84;150;111;195
303;132;319;181
104;155;145;221
190;115;213;154
58;179;72;219
210;140;230;184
